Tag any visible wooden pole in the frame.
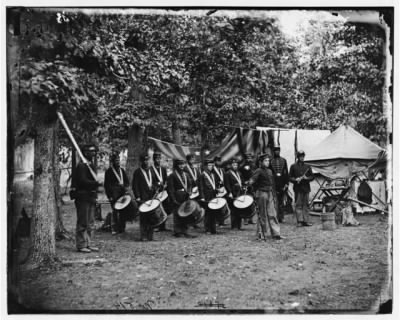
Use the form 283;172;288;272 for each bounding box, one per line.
347;197;389;214
56;112;97;181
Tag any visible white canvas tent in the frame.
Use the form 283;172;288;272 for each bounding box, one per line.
304;125;386;212
257;127;331;201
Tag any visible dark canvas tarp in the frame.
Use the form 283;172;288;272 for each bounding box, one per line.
149;128;274;162
148;137;201;160
305;125;383;179
208;128;274;162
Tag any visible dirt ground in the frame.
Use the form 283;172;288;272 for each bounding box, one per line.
15;198;391;313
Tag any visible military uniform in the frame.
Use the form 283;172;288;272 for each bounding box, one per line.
271;149;289;222
167;161;193;236
104;161;131;233
225;160;244;230
248;154;281;239
289;151;314;226
199;160;218;234
132;156;156;240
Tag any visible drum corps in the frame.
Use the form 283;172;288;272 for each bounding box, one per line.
74;145;313;252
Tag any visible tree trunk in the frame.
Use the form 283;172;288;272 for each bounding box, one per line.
53;121;71;240
126;123;146;184
171;121;182;145
28;118;57;266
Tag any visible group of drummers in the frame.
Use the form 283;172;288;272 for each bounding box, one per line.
73;144;314;252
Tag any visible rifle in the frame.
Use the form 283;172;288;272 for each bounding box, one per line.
296;167;311;183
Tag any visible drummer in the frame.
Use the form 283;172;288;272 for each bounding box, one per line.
132;154;156;241
213;156;228;226
167;159;196;238
240;153;257;225
225;157;244;230
199;159;218;234
104;152;132;235
184;154;200;197
247;153;285;240
151;151;170;232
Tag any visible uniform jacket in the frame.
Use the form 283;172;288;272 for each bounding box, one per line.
271;156;289;190
73;162;98;202
213;166;226;188
289;161;314;194
184;165;200;188
239;162;256;182
167;170;192;205
199;170;217;202
150;165;168;190
225;170;244;198
132;167;155;202
248;167;275;192
104;166;129;203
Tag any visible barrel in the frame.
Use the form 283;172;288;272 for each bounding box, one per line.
321;212;336;231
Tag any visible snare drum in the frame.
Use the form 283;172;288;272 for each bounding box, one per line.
208;197;230;221
233;194;256;219
114;194;138;221
138;199;167;227
177;200;205;226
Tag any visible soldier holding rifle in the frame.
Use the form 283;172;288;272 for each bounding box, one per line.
289;150;314;227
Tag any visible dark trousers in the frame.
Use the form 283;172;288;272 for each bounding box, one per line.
295;192;310;223
204;208;217;234
75;200;95;249
228;198;242;229
276;190;285;222
140;214;154;241
173;206;189;235
112;209;127;233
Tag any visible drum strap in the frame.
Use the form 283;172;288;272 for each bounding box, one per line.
213;167;224;183
111;166;123;185
152;165;163;184
175;171;188;192
204;172;216;190
186;165;197;181
230;170;242;188
140;168;153;189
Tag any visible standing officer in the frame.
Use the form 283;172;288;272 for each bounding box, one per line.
270;146;289;223
289;150;314;227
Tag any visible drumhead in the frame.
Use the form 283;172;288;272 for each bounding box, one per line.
208;197;227;210
156;190;168;202
114;195;132;210
139;199;161;213
233;195;254;209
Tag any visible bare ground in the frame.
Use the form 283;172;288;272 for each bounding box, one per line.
15;199;391;313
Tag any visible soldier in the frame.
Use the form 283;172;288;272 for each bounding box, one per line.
240;153;256;225
225;158;244;230
167;159;196;238
247;153;285;240
74;144;102;253
104;152;131;235
132;154;156;241
213;156;228;226
270;146;289;223
199;159;218;234
151;151;170;232
289;150;314;227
